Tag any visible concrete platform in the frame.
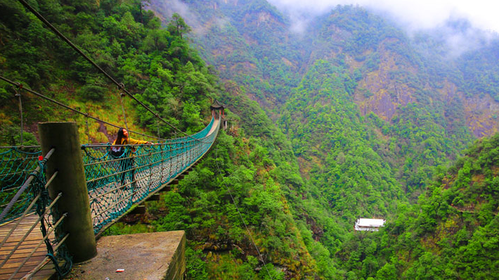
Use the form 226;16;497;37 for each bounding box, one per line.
65;231;186;280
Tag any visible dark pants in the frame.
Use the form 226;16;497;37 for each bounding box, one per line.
120;156;136;188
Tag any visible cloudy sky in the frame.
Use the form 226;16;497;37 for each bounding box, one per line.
267;0;499;33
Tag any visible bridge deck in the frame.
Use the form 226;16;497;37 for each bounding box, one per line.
0;215;55;280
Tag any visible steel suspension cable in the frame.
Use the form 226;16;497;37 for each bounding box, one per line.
0;75;163;141
18;0;197;141
118;91;130;135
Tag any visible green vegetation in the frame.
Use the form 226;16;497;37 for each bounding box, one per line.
3;0;499;279
1;0;317;278
146;2;498;278
335;134;499;279
0;0;215;142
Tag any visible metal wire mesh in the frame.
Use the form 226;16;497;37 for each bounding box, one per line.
83;116;220;235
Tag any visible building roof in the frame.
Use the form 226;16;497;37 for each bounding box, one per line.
210;100;225;110
354;218;386;231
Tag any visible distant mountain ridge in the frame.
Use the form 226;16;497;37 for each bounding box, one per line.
149;0;499;138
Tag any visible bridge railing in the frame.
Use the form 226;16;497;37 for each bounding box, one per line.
0;147;72;279
0;147;42;222
81;116;220;236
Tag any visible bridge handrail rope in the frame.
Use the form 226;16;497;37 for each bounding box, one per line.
17;0;204;143
0;147;72;279
83;113;221;236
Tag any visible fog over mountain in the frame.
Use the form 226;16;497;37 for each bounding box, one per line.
268;0;499;56
268;0;499;32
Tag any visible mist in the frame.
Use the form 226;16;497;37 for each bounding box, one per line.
267;0;499;56
267;0;499;32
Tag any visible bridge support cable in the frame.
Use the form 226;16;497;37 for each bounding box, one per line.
0;75;164;142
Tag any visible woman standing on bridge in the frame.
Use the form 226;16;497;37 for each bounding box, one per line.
112;128;151;189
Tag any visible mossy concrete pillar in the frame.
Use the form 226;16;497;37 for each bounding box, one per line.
39;122;97;263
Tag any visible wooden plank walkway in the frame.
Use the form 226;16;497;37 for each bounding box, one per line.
0;215;55;280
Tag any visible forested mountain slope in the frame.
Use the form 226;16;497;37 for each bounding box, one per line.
147;2;497;200
147;0;499;278
149;1;499;138
150;0;307;114
341;134;499;279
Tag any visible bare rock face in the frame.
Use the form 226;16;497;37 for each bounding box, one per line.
351;38;499;138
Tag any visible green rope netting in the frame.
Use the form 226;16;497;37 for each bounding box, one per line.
34;167;73;277
83;117;219;234
0;147;73;278
0;147;42;222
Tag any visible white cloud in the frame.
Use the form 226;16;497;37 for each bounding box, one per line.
267;0;499;56
267;0;499;34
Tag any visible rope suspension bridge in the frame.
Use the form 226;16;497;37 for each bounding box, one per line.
0;109;222;279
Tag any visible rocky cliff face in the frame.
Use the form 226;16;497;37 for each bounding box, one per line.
350;45;499;138
353;41;417;121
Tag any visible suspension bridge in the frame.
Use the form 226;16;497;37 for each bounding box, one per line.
0;106;223;279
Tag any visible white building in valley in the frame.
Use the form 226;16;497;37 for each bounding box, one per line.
354;218;386;231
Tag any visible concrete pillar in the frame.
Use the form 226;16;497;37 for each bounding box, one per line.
38;122;97;263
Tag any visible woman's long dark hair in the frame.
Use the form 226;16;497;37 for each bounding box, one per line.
115;128;125;145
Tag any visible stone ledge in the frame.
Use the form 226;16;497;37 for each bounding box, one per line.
65;231;186;280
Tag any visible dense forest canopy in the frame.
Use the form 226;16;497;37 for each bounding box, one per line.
1;0;499;278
